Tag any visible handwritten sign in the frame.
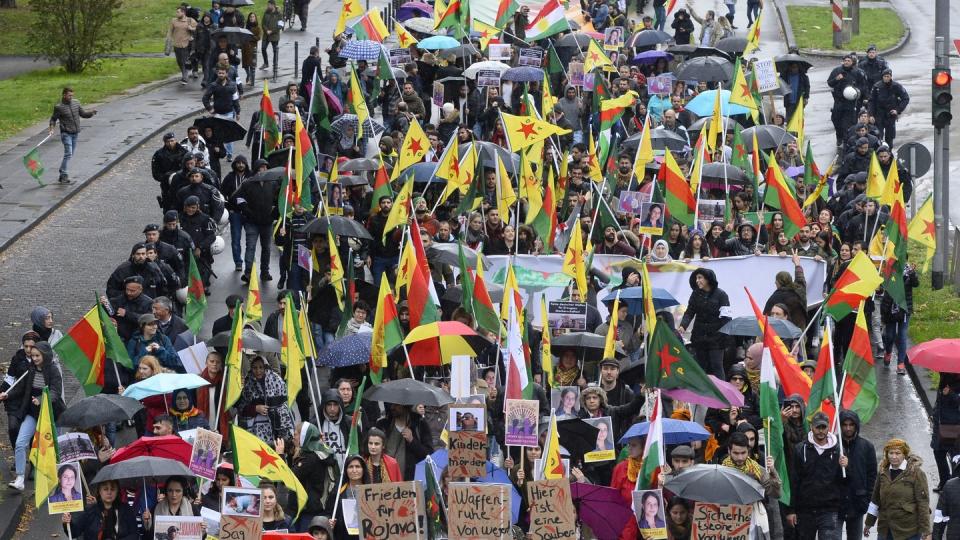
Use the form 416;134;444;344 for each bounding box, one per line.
527;478;577;540
505;399;539;447
753;59;780;93
690;502;753;540
219;515;262;540
448;483;512;539
357;481;423;540
447;431;487;478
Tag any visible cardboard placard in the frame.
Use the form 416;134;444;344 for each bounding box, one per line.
154;516;204;540
448;482;512;539
357;481;423;540
177;341;208;375
476;70;502;88
189;428;222;480
220;514;263;540
546;301;587;330
633;489;668;539
527;478;577;540
690;502;753;540
505;399;540;447
47;462;84;514
57;433;96;462
518;48;544;67
488;43;512;61
389;48;412;67
753;59;779;93
447;431;488;478
569;62;584;87
583;416;615;462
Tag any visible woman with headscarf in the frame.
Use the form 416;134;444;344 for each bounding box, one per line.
61;480;139;540
286;421;340;530
0;341;65;490
237;356;295;444
30;306;64;344
324;72;347;106
863;438;931;540
170;389;209;433
330;454;369;539
646;239;674;263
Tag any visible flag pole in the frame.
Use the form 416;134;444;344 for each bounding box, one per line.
299;291;323;426
825;317;846;477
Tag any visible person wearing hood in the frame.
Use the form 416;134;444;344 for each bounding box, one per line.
781;394;807;459
763;251;809;330
1;331;40;449
838;409;878;540
595;297;643;362
556;86;584;143
374;404;433;481
283;421;340;530
318;389;350;466
307;515;335;539
724;220;764;256
705;364;761;449
437;102;459;143
785;411;850;540
679;268;731;379
863;438;930;539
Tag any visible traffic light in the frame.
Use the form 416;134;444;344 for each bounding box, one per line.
933;68;953;129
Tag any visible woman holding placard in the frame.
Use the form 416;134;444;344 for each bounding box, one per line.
331;454;370;540
61;480;139;540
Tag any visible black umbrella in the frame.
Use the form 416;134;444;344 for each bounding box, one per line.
715;37;748;55
211;27;256;46
300;215;373;240
441;283;504;304
626;29;673;48
700;162;749;184
774;53;813;73
266;147;293;169
720;316;803;338
91;456;194;485
674;46;732;61
218;0;253;5
364;378;455;406
675;56;734;82
663;464;765;505
458;141;519;173
552;332;626;360
742;125;796;151
337;175;369;187
339;157;380;172
251;166;287;183
427;243;489;269
447;43;481;58
193;116;248;143
762;78;794;97
666;44;698;56
207;328;281;352
556;417;601;460
687;116;742;134
556;32;594;49
622;127;688;153
57;394;144;430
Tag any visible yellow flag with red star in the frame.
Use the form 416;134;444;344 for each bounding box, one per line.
335;0;362;36
562;219;588;298
29;387;59;508
244;261;262;322
231;425;309;518
908;195;936;271
471;18;502;50
394;18;419;48
392;117;429;180
583;39;612;73
729;58;758;111
499;111;570;154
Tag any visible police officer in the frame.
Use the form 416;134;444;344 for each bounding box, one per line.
827;54;869;146
869;69;910;147
858;44;889;90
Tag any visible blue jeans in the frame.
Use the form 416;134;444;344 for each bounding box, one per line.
243;221;271;273
371;255;397;288
725;2;736;25
14;414;37;476
883;315;910;364
219;111;235;156
747;0;761;25
59;132;78;175
229;211;244;266
654;5;666;30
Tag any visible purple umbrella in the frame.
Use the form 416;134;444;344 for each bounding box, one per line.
321;85;343;115
662;375;746;409
570;483;633;540
396;1;432;21
631;50;673;64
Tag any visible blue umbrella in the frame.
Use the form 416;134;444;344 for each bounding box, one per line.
341;40;382;61
600;286;680;314
502;66;545;82
618;419;711;445
684;89;752;117
414;449;522;524
631;50;673;64
316;333;372;368
417;35;460;50
121;373;210;400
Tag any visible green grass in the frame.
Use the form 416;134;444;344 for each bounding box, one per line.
0;58;178;140
787;6;905;51
907;241;959;390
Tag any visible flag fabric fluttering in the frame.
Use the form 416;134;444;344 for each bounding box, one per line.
185;250;207;334
824;251;883;320
244;261;262;322
840;302;880;422
23;147;45;185
907;195;936;271
646;320;732;405
280;294;305;407
222;305;246;411
759;331;791;505
30;387;59;508
637;390;665;490
231;424;309;518
54;301;133;396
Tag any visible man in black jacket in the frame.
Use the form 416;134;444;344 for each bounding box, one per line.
108;277;155;341
233;168;277;283
786;411;849;540
375;405;433;481
144;224;186;281
180;196;217;289
827;55;869;146
838;409;877;540
106;243;166;299
152;133;188;209
176;168;225;223
869;69;910;147
160;211;196;280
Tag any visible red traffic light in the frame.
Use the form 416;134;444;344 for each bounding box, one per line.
935;70;952;87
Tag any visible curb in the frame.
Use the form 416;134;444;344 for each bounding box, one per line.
770;0;911;58
0;493;23;540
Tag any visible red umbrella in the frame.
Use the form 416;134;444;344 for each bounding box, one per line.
110;435;192;466
907;339;960;372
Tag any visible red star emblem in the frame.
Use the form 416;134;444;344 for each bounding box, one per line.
27;159;40;173
738;82;752;100
924;219;936;238
253;447;280;469
249;287;261;306
449;158;461;177
329;251;340;274
659;344;680;375
518;121;538;139
408;138;424;155
464;170;473;184
188;276;204;299
480;29;490;39
734;144;746;160
589;51;600;63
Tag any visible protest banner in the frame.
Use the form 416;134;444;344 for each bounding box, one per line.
488;43;511;61
47;462;84;514
448;482;511;540
527;478;577;540
389;48;412;67
753;59;780;93
219;514;262;540
518;48;543;67
57;433;96;462
633;489;667;539
690;502;753;540
154;516;204;540
189;428;222;480
357;481;423;540
505;399;539;446
477;70;502;88
447;431;487;478
583;416;615;462
546;301;587;330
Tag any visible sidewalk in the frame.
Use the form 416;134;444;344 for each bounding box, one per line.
0;0;387;253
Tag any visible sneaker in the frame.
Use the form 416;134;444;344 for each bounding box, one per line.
190;71;199;79
181;78;188;85
277;277;286;289
897;363;906;375
235;264;243;272
261;64;269;70
883;352;892;367
261;273;274;282
8;476;23;491
241;273;250;283
227;154;233;162
58;176;73;185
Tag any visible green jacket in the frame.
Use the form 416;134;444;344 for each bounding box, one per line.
865;455;931;539
262;8;282;42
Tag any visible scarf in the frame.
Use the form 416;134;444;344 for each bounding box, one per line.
171;405;202;423
625;456;643;483
99;505;118;540
367;457;392;483
722;455;765;482
555;365;579;387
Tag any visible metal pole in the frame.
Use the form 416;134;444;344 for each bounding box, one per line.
832;0;843;49
933;0;951;290
294;41;299;80
850;0;860;35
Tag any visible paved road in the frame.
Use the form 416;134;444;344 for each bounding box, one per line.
0;56;56;81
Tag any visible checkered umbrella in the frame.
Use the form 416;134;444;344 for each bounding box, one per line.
502;66;545;82
329;114;386;141
340;39;382;61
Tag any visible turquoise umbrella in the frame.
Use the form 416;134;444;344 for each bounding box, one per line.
121;373;210;400
684;89;752;117
417;35;460;50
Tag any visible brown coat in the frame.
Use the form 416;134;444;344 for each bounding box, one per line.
865;455;931;539
167;16;196;49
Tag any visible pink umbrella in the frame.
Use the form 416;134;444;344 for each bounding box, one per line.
907;339;960;372
570;483;634;540
662;375;746;409
321;85;343;115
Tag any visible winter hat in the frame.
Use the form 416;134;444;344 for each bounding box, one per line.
33;341;54;364
164;210;179;223
883;438;910;458
30;306;51;328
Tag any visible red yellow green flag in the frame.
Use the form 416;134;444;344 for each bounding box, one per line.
825;251;883;320
763;152;805;238
370;277;402;384
260;82;281;154
840;303;880;422
185;250;207;334
658;149;695;227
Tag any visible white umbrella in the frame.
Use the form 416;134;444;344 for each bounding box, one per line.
463;60;512;79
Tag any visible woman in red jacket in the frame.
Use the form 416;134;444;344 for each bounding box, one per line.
134;355;170;437
363;428;403;483
610;436;646;540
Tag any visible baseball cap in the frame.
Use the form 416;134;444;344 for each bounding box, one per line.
811;411;830;429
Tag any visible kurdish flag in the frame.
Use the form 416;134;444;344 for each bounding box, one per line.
658;149;695;227
583;39;612;73
500;111;570;154
646;320;731;405
370;276;403;384
840;303;880;422
760;331;791;505
29;387;59;508
294;112;317;211
562;219;588;299
495;0;519;27
806;324;837;425
527;166;558;253
54;302;133;396
231;425;309;518
637;390;665;489
882;176;909;309
260;82;281;154
763;152;805;238
352;11;389;42
335;0;362;36
908;196;936;271
346;377;368;455
472;259;501;335
598;91;636;166
369;161;393;214
394;19;419;48
825;251;883;320
525;0;569;41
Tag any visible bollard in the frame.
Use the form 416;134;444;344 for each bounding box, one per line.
841;18;853;45
294;41;299;80
850;0;860;35
316;37;320;50
273;44;279;82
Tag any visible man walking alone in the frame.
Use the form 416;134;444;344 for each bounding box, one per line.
48;87;97;184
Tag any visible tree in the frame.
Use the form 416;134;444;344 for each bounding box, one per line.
27;0;124;73
0;1;17;9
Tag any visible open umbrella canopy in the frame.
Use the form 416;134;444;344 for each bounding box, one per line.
401;321;491;363
742;125;796;151
570;483;634;539
211;27;255;45
300;215;373;240
557;417;600;459
339;157;380;172
403;17;441;34
417;35;460;50
907;339;960;372
427;243;489;269
463;60;512;79
663;464;765;505
320;85;344;115
208;327;281;352
329;114;386;141
57;394;144;429
619;418;711;445
316;332;372;368
663;375;746;409
775;52;813;73
192;116;247;143
674;56;733;82
622;127;688;152
441;282;504;304
700;162;749;184
715;36;748;54
720;316;803;338
688;115;743;134
364;378;455;406
250;167;287;183
396;0;432;21
402;161;442;184
111;435;193;466
92;456;194;485
340;40;382;60
552;332;626;360
502;66;545;82
556;32;594;49
600;286;680;313
627;29;673;48
121;373;209;400
459;141;519;172
684;89;752;117
335;174;368;187
631;50;673;64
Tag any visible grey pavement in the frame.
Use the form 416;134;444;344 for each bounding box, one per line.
0;56;56;81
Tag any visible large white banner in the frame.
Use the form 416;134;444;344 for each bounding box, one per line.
483;254;826;326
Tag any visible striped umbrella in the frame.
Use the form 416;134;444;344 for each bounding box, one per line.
396;321;491;365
